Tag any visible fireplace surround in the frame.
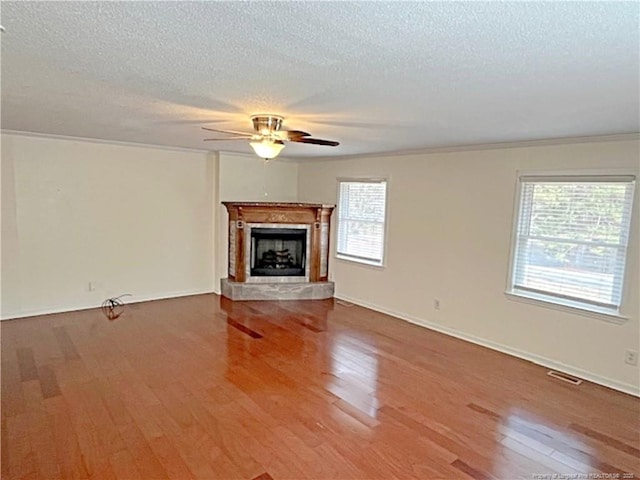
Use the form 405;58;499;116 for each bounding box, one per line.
221;202;335;300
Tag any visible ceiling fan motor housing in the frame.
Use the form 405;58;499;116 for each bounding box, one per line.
251;115;284;134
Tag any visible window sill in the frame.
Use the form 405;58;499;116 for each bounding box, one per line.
336;254;385;269
505;290;628;325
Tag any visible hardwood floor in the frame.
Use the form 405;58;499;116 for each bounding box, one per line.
1;294;638;479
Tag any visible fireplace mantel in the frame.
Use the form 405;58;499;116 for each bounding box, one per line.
221;202;335;300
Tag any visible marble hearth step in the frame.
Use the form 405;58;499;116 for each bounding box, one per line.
221;279;334;301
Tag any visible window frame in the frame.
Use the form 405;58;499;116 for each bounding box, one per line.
506;170;637;323
335;177;389;268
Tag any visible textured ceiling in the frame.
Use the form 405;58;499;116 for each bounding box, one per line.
1;1;638;158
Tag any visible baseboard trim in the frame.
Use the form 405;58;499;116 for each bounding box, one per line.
0;288;215;321
335;294;640;398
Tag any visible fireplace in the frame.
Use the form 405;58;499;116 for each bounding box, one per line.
246;223;308;283
250;227;307;277
221;202;334;300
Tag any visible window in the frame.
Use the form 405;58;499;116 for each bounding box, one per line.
509;174;636;316
337;179;388;266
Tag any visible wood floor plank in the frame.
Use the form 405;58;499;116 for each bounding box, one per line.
271;425;334;479
251;473;274;480
569;423;640;458
1;373;26;418
2;294;639;479
52;326;80;360
94;377;134;427
109;449;141;480
499;436;572;474
23;380;61;478
147;435;197;480
17;348;38;382
61;383;115;478
45;396;90;479
451;458;494;480
146;400;219;479
226;315;264;339
74;380;128;457
1;417;10;477
26;409;62;479
37;365;62;399
117;421;170;479
124;400;165;442
6;413;37;479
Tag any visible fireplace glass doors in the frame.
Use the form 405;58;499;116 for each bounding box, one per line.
250;227;307;277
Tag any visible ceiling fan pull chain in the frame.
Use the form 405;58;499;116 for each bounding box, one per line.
263;158;269;197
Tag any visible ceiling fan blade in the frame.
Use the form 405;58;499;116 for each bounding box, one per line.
203;137;250;141
272;130;311;141
290;137;340;147
157;119;229;126
201;126;253;137
283;130;311;138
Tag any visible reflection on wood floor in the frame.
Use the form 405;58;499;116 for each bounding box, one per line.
1;294;638;479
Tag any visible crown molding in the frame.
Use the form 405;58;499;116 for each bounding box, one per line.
0;129;210;154
301;132;640;162
3;129;638;162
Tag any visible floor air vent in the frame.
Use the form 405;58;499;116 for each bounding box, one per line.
336;299;354;307
547;370;582;386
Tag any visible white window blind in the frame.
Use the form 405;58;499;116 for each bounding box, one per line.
337;179;387;265
510;175;635;314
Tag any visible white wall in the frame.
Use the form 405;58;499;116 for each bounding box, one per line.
214;152;298;290
297;138;640;394
1;134;214;319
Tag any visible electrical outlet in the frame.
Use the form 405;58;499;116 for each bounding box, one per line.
88;281;95;292
434;299;440;310
624;349;638;366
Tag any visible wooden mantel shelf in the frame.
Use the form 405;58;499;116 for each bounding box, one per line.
222;202;334;208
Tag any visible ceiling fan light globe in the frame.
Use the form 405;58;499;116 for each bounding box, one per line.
250;140;285;160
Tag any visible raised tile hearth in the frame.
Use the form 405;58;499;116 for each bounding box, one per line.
221;278;335;301
221;202;335;301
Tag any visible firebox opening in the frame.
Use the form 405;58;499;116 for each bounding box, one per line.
250;228;307;277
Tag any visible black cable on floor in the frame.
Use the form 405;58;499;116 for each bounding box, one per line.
101;294;131;320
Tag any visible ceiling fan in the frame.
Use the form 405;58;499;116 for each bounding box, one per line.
202;114;339;160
